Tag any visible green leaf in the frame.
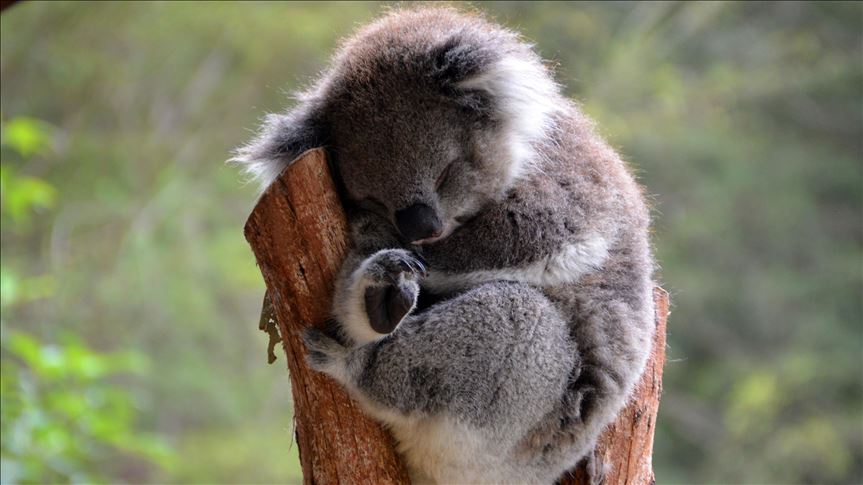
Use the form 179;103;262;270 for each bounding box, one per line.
0;268;20;307
1;117;54;157
5;332;44;369
1;173;57;224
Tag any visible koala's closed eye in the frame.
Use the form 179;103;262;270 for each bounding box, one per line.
435;162;453;191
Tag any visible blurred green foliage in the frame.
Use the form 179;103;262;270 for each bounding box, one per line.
0;117;171;483
0;2;860;484
1;330;171;484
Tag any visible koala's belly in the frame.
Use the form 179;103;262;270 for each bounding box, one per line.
388;414;531;484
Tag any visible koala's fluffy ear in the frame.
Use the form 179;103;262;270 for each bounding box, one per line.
430;37;498;114
231;101;327;190
431;36;496;84
433;34;562;140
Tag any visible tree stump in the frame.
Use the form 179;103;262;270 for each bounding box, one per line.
244;148;669;485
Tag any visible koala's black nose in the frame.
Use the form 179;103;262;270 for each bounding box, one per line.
394;203;443;243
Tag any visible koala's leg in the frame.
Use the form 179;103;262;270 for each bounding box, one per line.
521;256;656;478
306;281;576;434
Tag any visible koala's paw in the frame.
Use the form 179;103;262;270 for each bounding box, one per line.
361;249;426;335
302;328;348;380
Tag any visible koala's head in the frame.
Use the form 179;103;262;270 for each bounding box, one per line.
234;8;562;245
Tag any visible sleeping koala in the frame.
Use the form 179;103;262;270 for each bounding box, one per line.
234;7;655;484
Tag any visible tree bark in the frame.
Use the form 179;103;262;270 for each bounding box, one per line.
244;148;669;485
244;148;410;484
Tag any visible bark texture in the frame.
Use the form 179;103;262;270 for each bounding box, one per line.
244;148;410;484
244;148;668;485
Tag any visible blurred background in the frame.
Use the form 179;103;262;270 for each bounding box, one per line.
1;1;860;483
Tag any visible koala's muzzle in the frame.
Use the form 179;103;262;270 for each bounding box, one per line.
395;203;442;244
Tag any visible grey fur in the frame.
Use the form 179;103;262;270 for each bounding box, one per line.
236;7;655;484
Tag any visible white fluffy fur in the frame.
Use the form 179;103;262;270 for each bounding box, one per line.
423;234;610;292
336;386;525;485
457;55;563;185
228;113;293;190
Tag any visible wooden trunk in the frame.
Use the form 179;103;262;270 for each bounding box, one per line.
244;149;410;484
244;148;668;485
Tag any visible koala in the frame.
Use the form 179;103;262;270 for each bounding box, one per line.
234;7;655;485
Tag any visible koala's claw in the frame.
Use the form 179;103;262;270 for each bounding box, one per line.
414;252;429;274
369;249;428;282
398;254;427;277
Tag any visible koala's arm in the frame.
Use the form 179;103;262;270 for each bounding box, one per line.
329;208;417;345
420;169;620;292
